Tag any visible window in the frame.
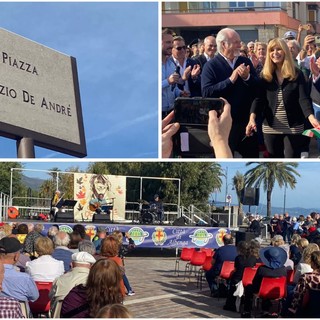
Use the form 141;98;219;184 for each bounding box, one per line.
229;2;254;12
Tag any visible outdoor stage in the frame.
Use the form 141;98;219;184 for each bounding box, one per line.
7;219;230;249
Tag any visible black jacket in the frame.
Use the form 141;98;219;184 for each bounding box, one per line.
251;69;313;127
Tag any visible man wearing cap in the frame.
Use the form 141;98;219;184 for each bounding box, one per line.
49;251;96;315
284;31;297;42
0;237;39;303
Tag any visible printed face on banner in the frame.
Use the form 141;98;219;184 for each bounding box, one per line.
73;173;126;221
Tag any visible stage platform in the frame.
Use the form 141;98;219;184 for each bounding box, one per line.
3;218;230;249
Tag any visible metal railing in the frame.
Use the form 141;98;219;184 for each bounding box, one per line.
0;192;10;222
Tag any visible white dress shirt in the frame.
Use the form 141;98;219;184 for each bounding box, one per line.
25;255;64;282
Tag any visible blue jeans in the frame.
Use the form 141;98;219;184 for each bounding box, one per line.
123;274;132;292
313;102;320;152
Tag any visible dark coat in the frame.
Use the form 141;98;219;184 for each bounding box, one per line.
250;69;313;127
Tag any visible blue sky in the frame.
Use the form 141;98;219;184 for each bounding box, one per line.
20;160;320;211
0;2;158;158
217;161;320;212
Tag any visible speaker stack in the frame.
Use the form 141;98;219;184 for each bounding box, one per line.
241;187;260;206
54;212;74;223
172;217;186;226
92;214;111;224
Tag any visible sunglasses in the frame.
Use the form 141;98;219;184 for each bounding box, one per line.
174;46;187;51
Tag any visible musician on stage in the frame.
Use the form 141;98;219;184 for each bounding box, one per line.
50;190;64;221
150;194;164;224
89;193;110;215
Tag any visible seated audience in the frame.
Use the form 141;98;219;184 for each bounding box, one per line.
78;240;96;256
242;246;287;317
52;231;73;272
0;296;25;318
0;237;39;302
294;243;319;284
23;223;44;257
205;234;237;296
49;251;96;315
60;259;123;318
96;303;133;318
25;236;64;281
289;234;302;266
289;250;320;316
223;241;257;312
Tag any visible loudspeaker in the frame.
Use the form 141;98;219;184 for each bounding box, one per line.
92;214;111;224
172;217;186;226
235;231;256;245
241;188;260;206
54;212;74;223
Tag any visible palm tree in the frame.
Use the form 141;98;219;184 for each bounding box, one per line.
244;162;300;217
232;171;245;224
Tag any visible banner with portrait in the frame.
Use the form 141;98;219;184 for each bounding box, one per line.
73;173;126;221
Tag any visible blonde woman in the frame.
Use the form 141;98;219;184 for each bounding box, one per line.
246;38;320;158
294;243;319;284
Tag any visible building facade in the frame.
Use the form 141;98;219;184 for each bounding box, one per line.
162;2;320;44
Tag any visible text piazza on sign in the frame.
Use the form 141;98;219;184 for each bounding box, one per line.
2;52;39;75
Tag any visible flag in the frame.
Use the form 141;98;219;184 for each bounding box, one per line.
302;128;320;139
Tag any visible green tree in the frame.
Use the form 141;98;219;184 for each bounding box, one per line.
244;162;300;217
232;171;245;223
0;162;26;199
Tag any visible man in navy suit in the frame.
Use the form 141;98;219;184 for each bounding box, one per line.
194;35;217;72
202;28;259;158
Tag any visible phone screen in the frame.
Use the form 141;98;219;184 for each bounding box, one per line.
174;98;224;125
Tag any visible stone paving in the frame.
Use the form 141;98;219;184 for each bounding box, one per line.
123;252;240;318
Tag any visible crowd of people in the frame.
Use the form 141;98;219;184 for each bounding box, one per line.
204;211;320;317
162;24;320;158
0;222;135;318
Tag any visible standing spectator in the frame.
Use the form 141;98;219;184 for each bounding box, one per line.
162;28;183;118
284;212;293;243
254;42;267;75
246;38;319;158
170;35;201;97
112;231;135;296
25;236;64;281
52;231;73;272
205;233;237;296
269;214;279;238
202;28;259;157
0;237;39;303
194;35;217;71
99;236;126;297
276;214;287;239
61;259;123;318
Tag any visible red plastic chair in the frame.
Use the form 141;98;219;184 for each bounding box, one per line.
242;266;258;287
29;281;53;317
216;261;235;300
253;277;287;317
197;255;213;290
286;269;294;285
255;262;264;267
200;247;214;257
174;248;195;276
185;250;207;280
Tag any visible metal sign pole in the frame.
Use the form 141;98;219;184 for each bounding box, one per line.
16;137;35;158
